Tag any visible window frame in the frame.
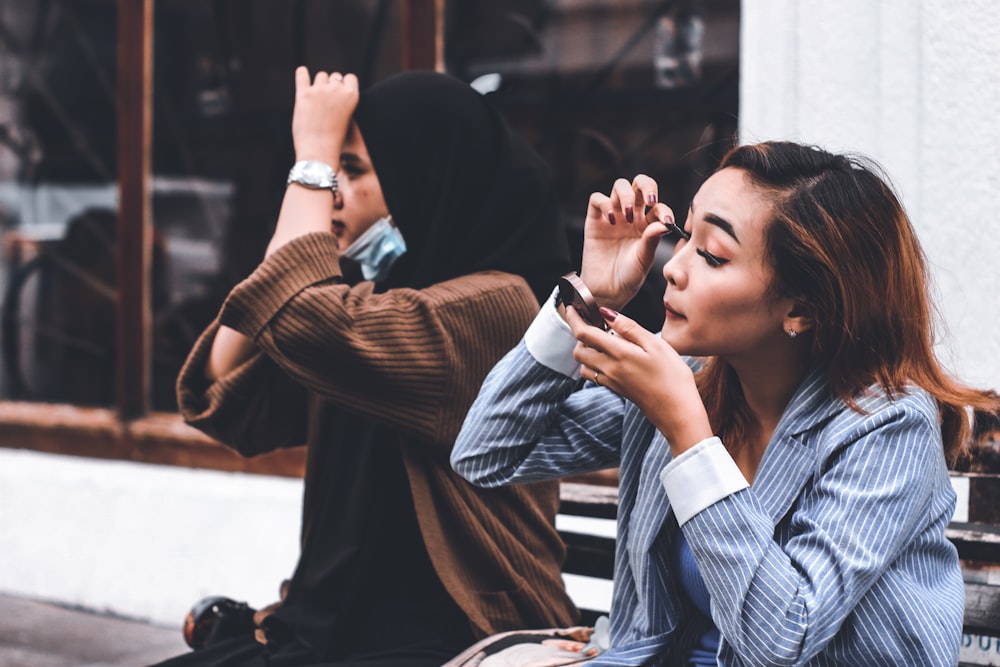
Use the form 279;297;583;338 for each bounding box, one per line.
0;0;442;477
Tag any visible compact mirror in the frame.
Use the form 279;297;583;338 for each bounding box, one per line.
557;272;608;330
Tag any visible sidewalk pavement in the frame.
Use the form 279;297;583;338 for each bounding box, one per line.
0;593;188;667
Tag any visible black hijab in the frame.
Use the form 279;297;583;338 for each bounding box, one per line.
354;71;571;303
270;73;572;658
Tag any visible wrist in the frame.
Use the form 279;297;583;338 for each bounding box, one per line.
655;412;713;456
287;160;338;194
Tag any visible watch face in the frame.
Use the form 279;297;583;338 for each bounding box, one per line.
290;160;335;189
302;161;328;184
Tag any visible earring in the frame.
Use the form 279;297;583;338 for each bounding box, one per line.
787;328;797;338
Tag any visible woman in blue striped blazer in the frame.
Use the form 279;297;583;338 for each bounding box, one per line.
452;141;1000;666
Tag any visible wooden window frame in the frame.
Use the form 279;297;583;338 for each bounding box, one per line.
0;0;442;478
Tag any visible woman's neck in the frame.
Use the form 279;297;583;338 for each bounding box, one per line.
725;351;810;481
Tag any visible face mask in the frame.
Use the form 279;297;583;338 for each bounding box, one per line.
342;215;407;283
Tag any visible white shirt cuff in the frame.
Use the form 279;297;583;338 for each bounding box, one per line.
524;288;582;379
660;436;749;526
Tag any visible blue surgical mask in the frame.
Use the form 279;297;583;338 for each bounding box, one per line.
342;215;407;283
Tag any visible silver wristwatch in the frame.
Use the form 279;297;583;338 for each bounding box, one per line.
287;160;338;193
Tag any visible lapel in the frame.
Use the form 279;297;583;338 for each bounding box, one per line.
629;430;676;558
615;413;678;597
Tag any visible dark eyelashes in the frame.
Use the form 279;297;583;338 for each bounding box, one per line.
671;221;727;266
697;248;727;267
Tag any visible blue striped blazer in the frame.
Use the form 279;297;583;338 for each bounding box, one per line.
452;302;964;666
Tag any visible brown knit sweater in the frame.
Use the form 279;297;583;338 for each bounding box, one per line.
176;232;578;638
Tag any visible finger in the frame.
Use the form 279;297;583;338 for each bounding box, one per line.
609;178;636;223
632;173;659;209
647;202;674;227
640;203;674;242
341;72;360;90
313;70;329;85
599;307;653;347
587;191;615;226
295;66;311;92
565;305;612;350
563;300;592;336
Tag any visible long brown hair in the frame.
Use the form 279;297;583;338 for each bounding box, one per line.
697;141;999;463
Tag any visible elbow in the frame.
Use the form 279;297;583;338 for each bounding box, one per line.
449;442;475;482
450;433;486;485
450;433;511;488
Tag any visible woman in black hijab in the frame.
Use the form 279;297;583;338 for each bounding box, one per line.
155;67;577;667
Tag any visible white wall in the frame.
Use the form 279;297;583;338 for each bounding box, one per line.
740;0;1000;390
0;448;303;627
0;448;613;628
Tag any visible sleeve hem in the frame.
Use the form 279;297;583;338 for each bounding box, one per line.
524;287;582;379
660;436;749;525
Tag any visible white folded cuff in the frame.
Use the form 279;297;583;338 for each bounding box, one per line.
524;288;582;379
660;436;749;526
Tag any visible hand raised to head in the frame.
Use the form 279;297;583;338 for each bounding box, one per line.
580;174;673;310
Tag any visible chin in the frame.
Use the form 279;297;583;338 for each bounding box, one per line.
660;331;686;352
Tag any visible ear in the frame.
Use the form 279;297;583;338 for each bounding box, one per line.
783;301;815;338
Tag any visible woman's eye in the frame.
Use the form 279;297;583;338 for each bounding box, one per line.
340;163;363;177
697;248;728;267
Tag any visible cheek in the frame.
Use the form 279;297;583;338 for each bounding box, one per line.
693;281;775;333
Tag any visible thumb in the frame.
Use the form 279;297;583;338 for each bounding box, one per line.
631;220;669;276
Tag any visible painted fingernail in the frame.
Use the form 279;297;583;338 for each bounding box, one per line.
608;212;616;225
625;206;634;223
599;307;618;322
647;193;657;205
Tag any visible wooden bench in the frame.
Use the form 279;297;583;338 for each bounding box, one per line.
557;481;1000;666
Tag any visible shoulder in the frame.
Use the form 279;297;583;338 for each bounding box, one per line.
833;385;939;434
814;385;944;466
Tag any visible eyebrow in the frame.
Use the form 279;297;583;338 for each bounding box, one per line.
689;205;740;243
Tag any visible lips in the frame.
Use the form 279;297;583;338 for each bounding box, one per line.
663;301;685;319
331;220;346;236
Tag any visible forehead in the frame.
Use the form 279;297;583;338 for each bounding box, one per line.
342;122;372;160
691;167;772;238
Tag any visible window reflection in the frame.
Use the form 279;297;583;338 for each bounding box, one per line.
0;1;118;406
446;0;740;330
0;0;738;413
149;0;404;410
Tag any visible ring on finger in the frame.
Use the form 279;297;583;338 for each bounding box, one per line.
593;370;602;386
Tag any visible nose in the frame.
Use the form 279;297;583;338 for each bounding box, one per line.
333;189;344;210
662;242;687;288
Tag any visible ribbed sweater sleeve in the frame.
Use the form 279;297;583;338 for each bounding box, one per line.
215;232;540;451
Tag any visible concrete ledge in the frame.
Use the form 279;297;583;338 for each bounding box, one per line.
0;448;303;628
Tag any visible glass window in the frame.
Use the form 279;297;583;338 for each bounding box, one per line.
0;1;119;407
446;0;740;330
149;0;405;411
0;0;738;465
